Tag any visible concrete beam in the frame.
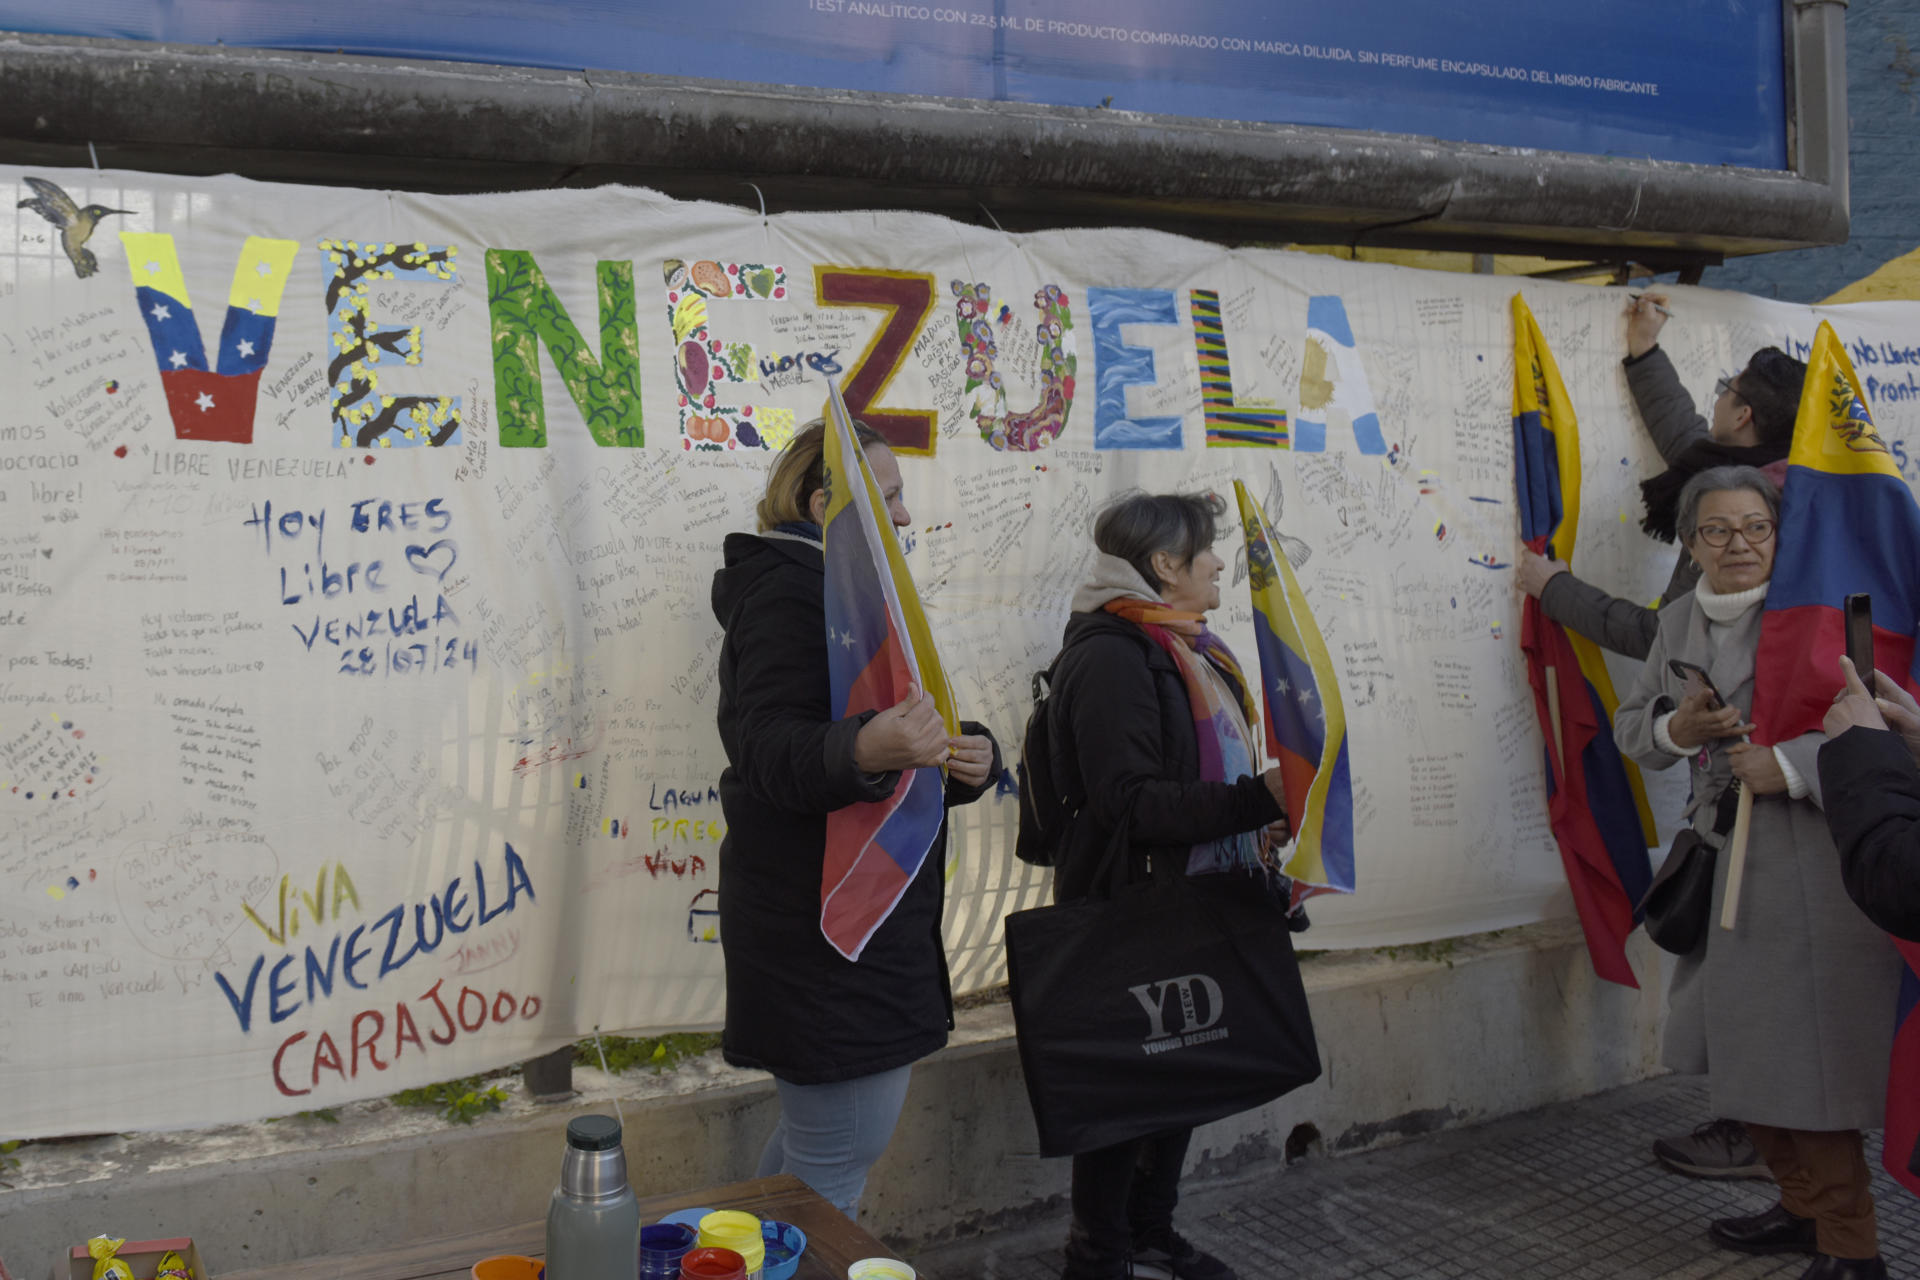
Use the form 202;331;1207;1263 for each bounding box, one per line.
0;30;1842;260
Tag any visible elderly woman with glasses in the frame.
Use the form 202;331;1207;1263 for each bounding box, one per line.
1615;466;1905;1280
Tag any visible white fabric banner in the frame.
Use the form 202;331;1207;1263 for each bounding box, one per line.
5;166;1919;1136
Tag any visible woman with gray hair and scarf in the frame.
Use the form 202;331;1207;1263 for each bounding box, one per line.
1615;466;1904;1280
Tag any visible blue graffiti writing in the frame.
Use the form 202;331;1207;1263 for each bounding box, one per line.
757;349;842;379
350;497;452;534
214;842;534;1033
280;559;387;605
244;500;327;558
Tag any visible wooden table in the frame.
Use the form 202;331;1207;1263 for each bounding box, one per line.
220;1175;924;1280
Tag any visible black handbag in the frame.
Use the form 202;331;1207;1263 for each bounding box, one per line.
1003;802;1322;1157
1638;785;1740;955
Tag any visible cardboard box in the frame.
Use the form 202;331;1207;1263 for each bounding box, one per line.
64;1239;208;1280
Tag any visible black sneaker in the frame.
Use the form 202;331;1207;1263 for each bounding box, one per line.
1127;1231;1236;1280
1652;1118;1770;1179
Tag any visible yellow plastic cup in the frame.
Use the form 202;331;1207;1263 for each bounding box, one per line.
846;1261;917;1280
697;1210;766;1275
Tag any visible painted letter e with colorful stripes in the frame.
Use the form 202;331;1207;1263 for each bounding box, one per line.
819;384;958;961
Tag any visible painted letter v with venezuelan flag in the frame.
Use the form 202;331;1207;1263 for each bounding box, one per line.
819;383;959;961
1748;320;1920;1198
1511;294;1657;989
1232;479;1354;905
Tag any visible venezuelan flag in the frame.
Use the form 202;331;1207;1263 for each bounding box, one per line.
1232;479;1353;901
1748;320;1920;1196
819;382;956;961
1511;294;1657;990
121;233;299;444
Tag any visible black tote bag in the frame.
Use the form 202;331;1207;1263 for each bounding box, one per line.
1004;810;1322;1157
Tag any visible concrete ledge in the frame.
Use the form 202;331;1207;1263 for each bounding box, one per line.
0;920;1665;1276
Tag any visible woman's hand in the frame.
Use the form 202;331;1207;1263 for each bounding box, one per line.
1626;291;1669;359
1260;767;1291;845
1666;688;1752;750
1516;548;1569;601
852;684;949;773
1725;742;1787;796
945;733;994;788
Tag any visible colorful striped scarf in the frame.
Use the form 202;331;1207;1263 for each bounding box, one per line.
1102;597;1265;873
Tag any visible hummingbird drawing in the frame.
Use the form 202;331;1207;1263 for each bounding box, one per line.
1233;463;1314;587
17;176;131;279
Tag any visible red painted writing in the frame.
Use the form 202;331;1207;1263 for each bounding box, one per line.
271;979;542;1096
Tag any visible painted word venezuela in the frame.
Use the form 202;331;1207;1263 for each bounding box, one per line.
119;233;1369;457
211;842;536;1097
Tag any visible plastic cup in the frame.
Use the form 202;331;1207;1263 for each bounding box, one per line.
759;1221;807;1280
846;1261;916;1280
678;1247;747;1280
696;1210;765;1275
640;1223;699;1278
470;1257;544;1280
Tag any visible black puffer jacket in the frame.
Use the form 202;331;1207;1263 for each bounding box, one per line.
1817;727;1920;943
1045;609;1282;903
710;529;998;1084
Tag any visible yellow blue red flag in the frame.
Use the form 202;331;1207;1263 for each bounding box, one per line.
1748;320;1920;1197
1232;479;1353;901
1511;293;1657;989
819;383;955;961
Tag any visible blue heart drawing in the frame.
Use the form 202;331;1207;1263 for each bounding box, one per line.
405;539;458;581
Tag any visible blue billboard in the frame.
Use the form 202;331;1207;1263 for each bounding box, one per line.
0;0;1788;169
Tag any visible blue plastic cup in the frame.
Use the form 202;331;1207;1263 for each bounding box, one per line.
759;1221;808;1280
639;1222;699;1278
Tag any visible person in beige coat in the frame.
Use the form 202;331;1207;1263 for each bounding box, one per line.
1615;465;1905;1280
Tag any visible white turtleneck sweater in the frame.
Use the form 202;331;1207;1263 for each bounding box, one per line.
1650;580;1808;798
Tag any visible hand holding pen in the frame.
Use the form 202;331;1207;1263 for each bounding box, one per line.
1626;290;1671;359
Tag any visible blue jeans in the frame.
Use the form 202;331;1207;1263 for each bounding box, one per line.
755;1065;914;1219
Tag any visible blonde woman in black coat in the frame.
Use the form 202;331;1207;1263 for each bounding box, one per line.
710;419;999;1218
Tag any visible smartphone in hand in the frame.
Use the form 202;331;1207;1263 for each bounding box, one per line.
1667;658;1724;710
1844;593;1875;680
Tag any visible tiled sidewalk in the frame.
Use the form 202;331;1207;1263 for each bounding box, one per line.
915;1075;1918;1279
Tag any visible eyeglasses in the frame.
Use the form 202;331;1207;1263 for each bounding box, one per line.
1714;373;1743;401
1694;518;1775;548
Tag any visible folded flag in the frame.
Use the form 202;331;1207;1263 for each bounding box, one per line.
1232;479;1354;903
1511;293;1657;989
819;382;956;961
1747;319;1920;1197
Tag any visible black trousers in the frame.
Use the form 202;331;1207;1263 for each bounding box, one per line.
1062;1128;1192;1278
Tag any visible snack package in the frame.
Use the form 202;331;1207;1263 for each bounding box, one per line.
86;1238;133;1280
154;1251;191;1280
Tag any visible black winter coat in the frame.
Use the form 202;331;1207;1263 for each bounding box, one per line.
1537;346;1707;659
1817;727;1920;943
1045;609;1282;903
710;529;998;1084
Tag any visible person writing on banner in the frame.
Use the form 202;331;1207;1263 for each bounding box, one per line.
1614;467;1904;1280
1517;291;1806;1181
1043;492;1294;1280
709;418;1000;1218
1820;654;1920;941
1518;292;1805;659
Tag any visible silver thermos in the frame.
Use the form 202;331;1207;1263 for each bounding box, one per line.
545;1115;641;1280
